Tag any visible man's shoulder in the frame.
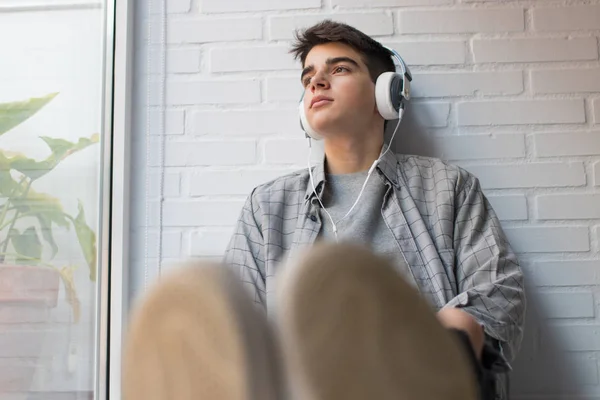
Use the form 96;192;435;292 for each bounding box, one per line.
248;168;309;203
394;153;473;188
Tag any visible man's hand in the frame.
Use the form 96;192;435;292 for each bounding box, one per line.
437;307;485;360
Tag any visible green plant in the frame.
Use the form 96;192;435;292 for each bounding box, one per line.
0;93;99;322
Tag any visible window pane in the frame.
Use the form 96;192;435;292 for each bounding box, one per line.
0;2;105;399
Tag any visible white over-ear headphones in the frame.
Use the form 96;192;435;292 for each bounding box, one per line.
299;45;412;140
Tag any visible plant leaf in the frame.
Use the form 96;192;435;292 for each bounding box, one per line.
0;133;99;181
36;213;59;259
73;200;97;281
10;189;70;229
9;226;42;262
58;266;81;323
0;170;22;197
0;151;26;197
0;93;58;136
39;133;100;163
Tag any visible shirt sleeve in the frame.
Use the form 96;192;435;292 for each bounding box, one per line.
445;171;526;371
223;188;267;307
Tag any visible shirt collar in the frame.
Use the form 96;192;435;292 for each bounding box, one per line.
304;143;399;204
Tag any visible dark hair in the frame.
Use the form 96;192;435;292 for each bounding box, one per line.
289;20;396;84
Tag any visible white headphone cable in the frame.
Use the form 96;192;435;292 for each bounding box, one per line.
306;107;404;242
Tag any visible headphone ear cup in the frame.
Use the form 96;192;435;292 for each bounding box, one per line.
375;71;404;120
299;100;324;141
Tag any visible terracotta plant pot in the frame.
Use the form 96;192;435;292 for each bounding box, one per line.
0;264;60;395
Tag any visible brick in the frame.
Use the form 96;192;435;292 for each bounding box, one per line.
210;46;298;73
263;138;324;164
536;194;600;220
431;134;525;161
168;49;200;73
268;13;393;40
334;0;451;6
457;99;585;126
486;195;528;221
398;8;524;34
191;109;301;135
473;37;598;63
189;228;235;256
200;0;320;13
168;17;262;43
131;230;182;258
594;98;600;124
412;71;523;98
511;355;598;392
533;260;600;286
149;49;200;74
534;131;600;157
265;76;303;103
383;41;466;65
463;163;586;189
190;169;296;196
163;200;244;227
539;292;595;319
595;161;600;186
550;325;600;351
167;79;261;105
533;5;600;31
503;226;589;253
532;68;600;94
146;109;185;135
165;140;257;166
131;170;181;199
405;102;450;128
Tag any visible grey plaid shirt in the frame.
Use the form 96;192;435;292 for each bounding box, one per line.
225;145;525;398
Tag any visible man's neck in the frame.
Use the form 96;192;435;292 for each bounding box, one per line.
323;136;384;175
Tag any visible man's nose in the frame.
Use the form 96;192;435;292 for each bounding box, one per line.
310;71;330;92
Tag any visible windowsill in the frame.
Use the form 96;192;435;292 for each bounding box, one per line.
0;1;102;12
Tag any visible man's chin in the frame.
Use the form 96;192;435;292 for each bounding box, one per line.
310;116;342;136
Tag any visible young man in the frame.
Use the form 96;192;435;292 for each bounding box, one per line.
224;20;525;399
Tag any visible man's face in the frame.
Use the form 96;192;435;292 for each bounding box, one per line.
301;42;378;138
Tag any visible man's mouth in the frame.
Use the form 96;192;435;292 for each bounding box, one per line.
310;94;334;108
311;99;333;108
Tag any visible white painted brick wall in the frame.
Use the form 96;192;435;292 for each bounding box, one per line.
531;68;600;94
397;8;524;34
168;17;263;43
132;1;600;398
167;79;261;105
532;5;600;31
199;0;321;13
473;37;598;63
412;71;524;97
461;163;586;189
383;41;466;65
457;99;586;126
534;131;600;157
538;292;595;319
536;194;600;220
209;45;298;72
190;108;301;135
268;13;393;40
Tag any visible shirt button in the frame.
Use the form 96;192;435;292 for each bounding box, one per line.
310;215;317;222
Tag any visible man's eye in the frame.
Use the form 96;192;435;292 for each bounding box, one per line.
334;66;349;73
303;77;312;87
